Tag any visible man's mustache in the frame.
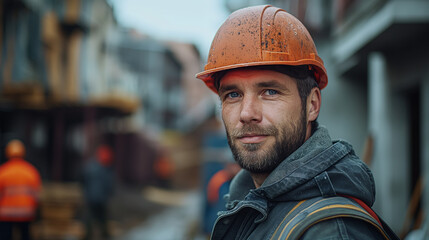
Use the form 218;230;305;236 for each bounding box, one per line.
229;125;278;138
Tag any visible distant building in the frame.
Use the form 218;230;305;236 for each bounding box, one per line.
0;0;138;181
167;41;217;132
113;28;184;133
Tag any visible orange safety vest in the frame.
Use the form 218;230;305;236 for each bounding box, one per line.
0;158;41;221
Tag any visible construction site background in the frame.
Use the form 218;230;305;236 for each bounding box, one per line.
1;0;428;239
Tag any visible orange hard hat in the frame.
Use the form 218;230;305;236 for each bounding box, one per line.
97;145;113;166
5;139;26;159
196;5;327;93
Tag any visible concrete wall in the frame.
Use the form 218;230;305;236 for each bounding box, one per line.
318;41;368;158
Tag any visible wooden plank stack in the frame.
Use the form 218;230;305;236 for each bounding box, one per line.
32;182;85;240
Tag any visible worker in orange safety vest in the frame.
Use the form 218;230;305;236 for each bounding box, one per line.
0;139;41;240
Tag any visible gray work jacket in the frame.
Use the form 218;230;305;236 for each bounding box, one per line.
211;127;390;240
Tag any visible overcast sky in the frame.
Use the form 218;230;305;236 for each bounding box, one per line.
108;0;230;59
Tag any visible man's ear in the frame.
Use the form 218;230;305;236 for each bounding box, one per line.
307;88;321;122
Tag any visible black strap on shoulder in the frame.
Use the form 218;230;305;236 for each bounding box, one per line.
314;171;336;197
270;196;395;240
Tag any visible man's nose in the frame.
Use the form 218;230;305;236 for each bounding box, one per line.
240;95;262;124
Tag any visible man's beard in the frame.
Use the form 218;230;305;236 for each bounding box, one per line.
226;110;307;174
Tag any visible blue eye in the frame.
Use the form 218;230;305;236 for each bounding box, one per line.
265;89;278;95
228;92;240;98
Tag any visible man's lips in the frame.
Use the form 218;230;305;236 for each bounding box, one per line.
237;134;268;144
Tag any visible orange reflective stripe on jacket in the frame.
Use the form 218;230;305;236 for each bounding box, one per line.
0;206;36;220
0;158;41;221
2;185;39;198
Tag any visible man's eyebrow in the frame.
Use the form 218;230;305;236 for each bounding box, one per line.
257;80;288;91
218;84;238;95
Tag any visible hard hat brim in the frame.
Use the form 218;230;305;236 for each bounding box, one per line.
196;60;327;94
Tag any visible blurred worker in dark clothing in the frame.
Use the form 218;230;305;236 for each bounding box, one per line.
204;162;240;234
0;139;41;240
82;144;114;240
153;151;174;188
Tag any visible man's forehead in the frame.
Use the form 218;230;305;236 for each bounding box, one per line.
219;68;295;86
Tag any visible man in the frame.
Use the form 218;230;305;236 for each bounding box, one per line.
196;5;398;240
82;144;114;240
0;139;41;240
